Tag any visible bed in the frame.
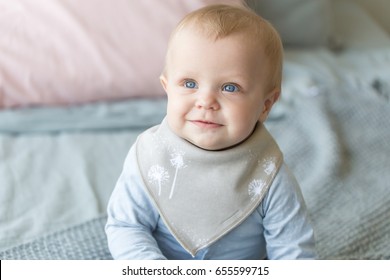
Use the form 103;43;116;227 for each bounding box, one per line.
1;0;390;260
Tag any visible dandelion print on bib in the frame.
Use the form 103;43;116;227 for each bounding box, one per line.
169;151;187;199
262;157;277;175
248;179;266;201
148;165;169;196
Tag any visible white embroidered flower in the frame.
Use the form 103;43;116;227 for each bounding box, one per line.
148;165;169;196
248;179;266;201
263;157;276;175
170;151;186;169
169;151;187;199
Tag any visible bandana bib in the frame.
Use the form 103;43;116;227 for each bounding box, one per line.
135;118;283;256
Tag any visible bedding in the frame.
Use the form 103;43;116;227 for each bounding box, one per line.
246;0;334;47
1;0;390;259
0;0;241;109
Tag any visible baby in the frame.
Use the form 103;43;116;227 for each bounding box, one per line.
105;4;316;260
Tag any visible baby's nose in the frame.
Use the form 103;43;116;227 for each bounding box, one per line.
195;89;220;110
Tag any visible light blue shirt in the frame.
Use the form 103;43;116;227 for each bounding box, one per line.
105;145;317;260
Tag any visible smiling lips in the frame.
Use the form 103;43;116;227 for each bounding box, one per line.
190;120;223;129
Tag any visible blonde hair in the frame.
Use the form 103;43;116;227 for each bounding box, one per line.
165;4;283;93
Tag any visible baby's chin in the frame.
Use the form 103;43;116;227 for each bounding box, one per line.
187;130;257;151
184;137;240;151
182;137;222;151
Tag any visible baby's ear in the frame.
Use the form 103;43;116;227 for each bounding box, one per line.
259;89;280;122
160;74;168;93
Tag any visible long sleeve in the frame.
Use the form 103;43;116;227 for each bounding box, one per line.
105;145;167;260
260;164;317;259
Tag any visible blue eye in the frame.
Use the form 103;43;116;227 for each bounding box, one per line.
223;84;239;93
184;80;198;89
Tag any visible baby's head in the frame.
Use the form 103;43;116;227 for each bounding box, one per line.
160;4;283;151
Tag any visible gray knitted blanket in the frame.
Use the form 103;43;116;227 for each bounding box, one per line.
271;83;390;259
1;84;390;260
0;215;112;260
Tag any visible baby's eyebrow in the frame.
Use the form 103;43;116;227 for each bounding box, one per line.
175;70;198;77
222;75;248;84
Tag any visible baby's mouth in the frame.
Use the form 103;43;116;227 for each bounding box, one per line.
190;120;223;128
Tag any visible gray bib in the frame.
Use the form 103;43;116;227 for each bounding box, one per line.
135;118;282;256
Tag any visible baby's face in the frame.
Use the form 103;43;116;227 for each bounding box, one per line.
161;29;276;150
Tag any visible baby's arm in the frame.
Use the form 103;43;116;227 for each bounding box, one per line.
261;164;317;259
105;146;167;260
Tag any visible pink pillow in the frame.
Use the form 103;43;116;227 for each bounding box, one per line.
0;0;242;108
